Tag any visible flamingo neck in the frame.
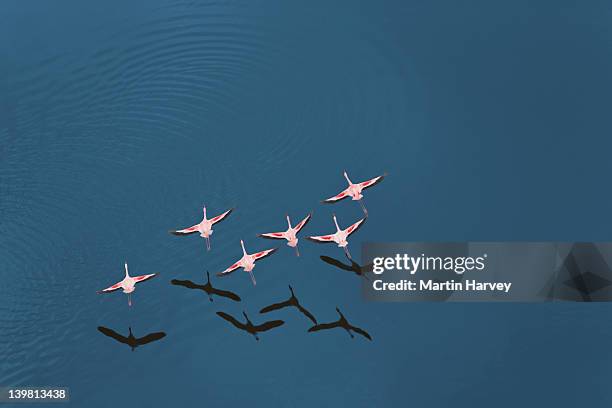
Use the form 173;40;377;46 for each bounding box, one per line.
286;215;292;229
333;216;340;231
240;240;247;255
343;171;352;185
203;206;207;220
124;263;130;278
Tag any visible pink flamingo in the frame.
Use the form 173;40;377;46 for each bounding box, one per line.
217;240;277;286
323;171;385;215
97;263;157;306
258;213;312;256
170;206;233;251
307;214;365;260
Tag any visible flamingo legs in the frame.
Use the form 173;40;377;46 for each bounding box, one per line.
248;271;257;286
295;246;300;257
128;293;132;307
343;246;353;261
358;199;368;216
205;236;211;251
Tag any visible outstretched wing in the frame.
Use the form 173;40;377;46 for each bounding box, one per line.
307;322;340;332
294;213;312;233
359;174;385;190
169;224;200;235
253;248;277;261
97;326;129;344
307;235;335;244
345;218;366;236
297;304;318;325
210;208;233;225
350;325;372;341
133;273;157;283
98;280;123;294
136;332;167;345
258;232;286;240
217;259;243;277
209;287;241;302
322;189;350;203
254;320;284;332
216;311;247;330
259;299;292;314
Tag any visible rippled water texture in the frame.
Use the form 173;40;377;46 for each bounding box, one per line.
2;0;612;406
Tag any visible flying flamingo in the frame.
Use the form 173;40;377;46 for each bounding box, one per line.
307;214;365;260
323;170;385;215
97;263;157;306
258;213;311;256
170;206;233;251
216;240;277;286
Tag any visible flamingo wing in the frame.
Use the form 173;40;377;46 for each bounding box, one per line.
98;281;123;294
307;234;335;244
170;224;200;235
359;174;385;190
294;213;312;233
217;259;243;276
253;248;277;261
133;273;157;283
258;232;286;240
210;208;234;225
345;218;366;236
322;189;350;203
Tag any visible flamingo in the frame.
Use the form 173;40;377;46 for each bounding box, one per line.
170;206;233;251
323;170;385;215
307;214;365;260
308;307;372;341
216;240;277;286
97;263;157;306
258;213;311;256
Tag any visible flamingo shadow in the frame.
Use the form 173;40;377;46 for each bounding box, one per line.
97;326;166;351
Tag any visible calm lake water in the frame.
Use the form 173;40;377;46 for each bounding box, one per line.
2;0;612;407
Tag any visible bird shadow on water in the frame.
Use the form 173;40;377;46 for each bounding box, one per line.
308;307;372;341
319;255;373;280
97;326;166;351
216;311;284;341
171;271;241;302
259;285;317;324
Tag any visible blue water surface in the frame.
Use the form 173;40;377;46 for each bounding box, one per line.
2;0;612;407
